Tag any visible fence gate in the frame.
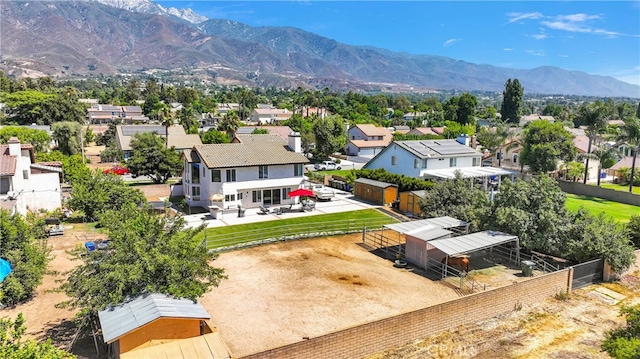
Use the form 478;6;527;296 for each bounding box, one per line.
571;258;604;290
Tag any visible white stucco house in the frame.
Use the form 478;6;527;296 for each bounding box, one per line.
0;138;62;215
346;124;393;157
363;139;484;178
250;108;293;125
181;133;309;210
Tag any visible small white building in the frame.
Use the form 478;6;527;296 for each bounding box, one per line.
250;108;293;125
0;138;62;215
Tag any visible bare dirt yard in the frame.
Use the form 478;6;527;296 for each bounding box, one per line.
1;224;107;358
366;258;640;359
200;233;462;357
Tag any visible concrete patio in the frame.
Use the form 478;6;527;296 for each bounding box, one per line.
178;191;379;229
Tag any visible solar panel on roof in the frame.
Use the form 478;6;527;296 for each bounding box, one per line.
121;126;165;136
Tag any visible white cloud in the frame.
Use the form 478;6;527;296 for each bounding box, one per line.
525;50;545;56
558;54;569;58
531;34;548;40
443;38;460;47
541;13;622;37
503;48;514;51
506;12;543;24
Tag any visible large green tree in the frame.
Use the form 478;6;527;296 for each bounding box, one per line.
51;121;82;156
418;171;490;231
60;204;226;322
200;129;230;144
312;114;347;159
0;211;50;306
500;78;524;124
0;314;74;359
126;132;183;184
0;126;50;153
36;151;90;186
520;120;576;173
67;171;146;221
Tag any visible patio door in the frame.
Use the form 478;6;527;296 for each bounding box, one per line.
263;189;272;205
272;189;281;205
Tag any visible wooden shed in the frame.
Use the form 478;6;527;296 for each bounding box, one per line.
98;294;214;357
354;178;398;206
398;190;426;217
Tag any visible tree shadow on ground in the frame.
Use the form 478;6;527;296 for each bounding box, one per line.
41;319;105;359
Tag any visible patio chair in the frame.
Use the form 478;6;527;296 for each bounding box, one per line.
259;205;270;215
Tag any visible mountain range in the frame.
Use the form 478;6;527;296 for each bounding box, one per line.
1;0;638;97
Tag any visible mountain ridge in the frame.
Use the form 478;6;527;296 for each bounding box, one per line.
0;1;637;97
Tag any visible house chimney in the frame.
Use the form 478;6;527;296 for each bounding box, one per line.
456;134;470;147
8;137;20;156
471;135;478;149
288;132;301;153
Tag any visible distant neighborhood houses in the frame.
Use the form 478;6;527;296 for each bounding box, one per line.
115;124;202;160
87;103;149;124
346;124;393;157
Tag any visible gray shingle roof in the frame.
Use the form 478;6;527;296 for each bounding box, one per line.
98;294;210;344
194;134;309;169
396;140;481;159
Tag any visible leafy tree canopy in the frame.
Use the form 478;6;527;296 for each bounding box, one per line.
0;313;74;359
51;121;82;156
312;114;347;159
500;78;524;124
36;151;90;186
67;171;146;221
0;127;51;153
520;120;576;173
200;129;230;144
418;171;490;231
126;132;184;184
602;304;640;359
60;204;226;318
0;211;50;306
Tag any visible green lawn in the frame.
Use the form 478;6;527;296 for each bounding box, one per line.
310;169;356;177
565;194;640;223
596;182;640;195
196;208;398;249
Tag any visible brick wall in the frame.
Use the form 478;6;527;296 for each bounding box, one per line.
556;180;640;206
240;269;571;359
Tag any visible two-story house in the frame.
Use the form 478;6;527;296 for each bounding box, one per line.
182;133;309;210
364;139;484;178
116;125;202;160
250;109;293;125
87;104;149;124
0;138;62;215
346;124;393;157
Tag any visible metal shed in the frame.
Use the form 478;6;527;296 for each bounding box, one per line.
98;294;211;357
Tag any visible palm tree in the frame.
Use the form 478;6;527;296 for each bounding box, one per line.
218;110;240;139
577;145;622;186
617;116;640;192
576;103;608;184
157;103;173;148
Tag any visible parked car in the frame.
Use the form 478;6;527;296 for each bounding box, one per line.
308;183;335;201
103;166;130;175
314;161;342;171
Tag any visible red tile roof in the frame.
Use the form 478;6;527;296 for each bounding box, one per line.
0;155;16;176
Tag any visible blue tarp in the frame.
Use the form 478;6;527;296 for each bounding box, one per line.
0;258;12;283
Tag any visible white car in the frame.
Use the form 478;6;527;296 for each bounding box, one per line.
314;161;342;171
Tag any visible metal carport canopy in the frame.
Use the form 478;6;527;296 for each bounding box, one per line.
428;230;518;256
383;216;467;233
420;166;516;179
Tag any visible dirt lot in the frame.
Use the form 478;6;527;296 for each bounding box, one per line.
200;233;461;357
366;259;640;359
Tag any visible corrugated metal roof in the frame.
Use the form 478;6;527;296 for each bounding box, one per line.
384;216;467;233
355;177;397;188
406;227;453;242
98;294;210;344
194;134;308;169
428;230;518;256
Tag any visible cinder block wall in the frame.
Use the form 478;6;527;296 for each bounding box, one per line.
241;269;571;359
556;180;640;206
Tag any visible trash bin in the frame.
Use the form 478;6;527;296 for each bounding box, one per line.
521;260;535;277
208;205;220;219
237;207;246;218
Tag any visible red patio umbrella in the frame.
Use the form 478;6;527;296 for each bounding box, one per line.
288;188;314;197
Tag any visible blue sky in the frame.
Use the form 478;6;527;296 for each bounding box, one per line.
157;1;640;86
